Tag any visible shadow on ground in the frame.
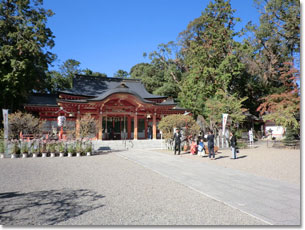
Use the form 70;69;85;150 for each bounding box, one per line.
0;189;105;225
215;156;229;160
237;155;247;159
94;147;126;156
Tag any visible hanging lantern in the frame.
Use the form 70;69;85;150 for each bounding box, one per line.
57;115;66;127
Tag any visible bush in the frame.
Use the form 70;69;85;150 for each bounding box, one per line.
58;141;66;153
10;140;20;155
158;114;200;140
31;140;39;154
79;114;97;139
40;142;46;154
0;140;4;153
20;141;29;154
49;142;56;153
8;112;45;139
75;141;83;153
67;143;75;154
85;142;92;153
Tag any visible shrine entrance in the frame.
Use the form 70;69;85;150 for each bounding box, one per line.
101;115;148;140
103;116;128;140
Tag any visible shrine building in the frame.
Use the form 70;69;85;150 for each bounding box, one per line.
24;75;188;140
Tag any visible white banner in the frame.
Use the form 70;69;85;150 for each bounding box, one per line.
222;113;228;136
2;109;8;139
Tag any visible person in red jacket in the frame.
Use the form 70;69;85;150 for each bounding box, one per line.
190;139;197;155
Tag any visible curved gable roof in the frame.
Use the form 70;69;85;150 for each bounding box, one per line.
60;75;166;99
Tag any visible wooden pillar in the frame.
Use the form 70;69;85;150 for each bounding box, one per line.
127;116;131;139
76;111;81;138
98;112;103;140
134;112;138;140
153;113;157;140
105;115;108;140
144;117;148;139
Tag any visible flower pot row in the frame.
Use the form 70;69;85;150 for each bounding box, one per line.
0;152;92;159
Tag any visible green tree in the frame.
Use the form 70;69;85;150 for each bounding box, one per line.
46;63;108;93
203;89;248;132
178;0;244;116
0;0;55;111
45;70;70;93
114;69;129;78
82;68;107;77
131;42;184;98
145;42;185;98
59;59;82;88
130;63;163;93
242;0;300;96
254;0;300;58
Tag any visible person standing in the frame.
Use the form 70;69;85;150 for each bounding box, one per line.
148;126;152;139
198;139;205;157
173;128;181;155
249;129;254;146
230;132;237;159
190;139;197;155
207;131;215;160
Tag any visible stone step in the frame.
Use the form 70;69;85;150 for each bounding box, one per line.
92;140;166;151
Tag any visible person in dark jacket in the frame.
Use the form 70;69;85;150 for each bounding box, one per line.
230;132;237;159
207;131;215;160
173;128;181;155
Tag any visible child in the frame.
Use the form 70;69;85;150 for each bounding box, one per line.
198;139;205;156
190;139;198;155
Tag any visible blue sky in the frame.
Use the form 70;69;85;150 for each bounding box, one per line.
43;0;261;77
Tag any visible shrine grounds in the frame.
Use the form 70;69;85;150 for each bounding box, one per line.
0;142;300;225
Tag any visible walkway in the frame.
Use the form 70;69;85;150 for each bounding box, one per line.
116;149;300;225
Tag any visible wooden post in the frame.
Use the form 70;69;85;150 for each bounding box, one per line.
127;116;131;139
144;117;148;139
98;112;103;140
76;111;81;138
153;113;157;140
134;112;138;140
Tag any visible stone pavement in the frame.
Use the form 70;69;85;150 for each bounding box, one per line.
116;149;300;225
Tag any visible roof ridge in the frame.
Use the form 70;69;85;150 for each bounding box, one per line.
75;74;141;82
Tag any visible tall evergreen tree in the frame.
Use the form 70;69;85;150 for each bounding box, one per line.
243;0;300;94
0;0;55;111
178;0;244;116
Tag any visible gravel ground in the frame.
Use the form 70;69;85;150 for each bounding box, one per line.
159;142;300;185
0;152;265;225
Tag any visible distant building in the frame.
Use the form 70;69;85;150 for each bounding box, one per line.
24;75;188;140
264;121;285;139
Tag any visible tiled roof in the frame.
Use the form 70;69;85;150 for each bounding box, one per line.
25;94;58;106
60;75;166;99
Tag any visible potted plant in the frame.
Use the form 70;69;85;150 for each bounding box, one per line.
58;141;65;157
50;141;56;157
42;142;49;157
11;140;20;158
67;143;74;157
0;140;4;158
75;141;82;157
85;142;92;156
20;141;29;158
32;141;39;158
39;142;46;157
